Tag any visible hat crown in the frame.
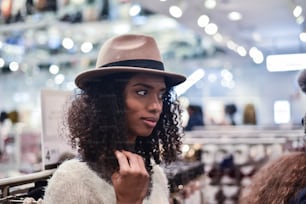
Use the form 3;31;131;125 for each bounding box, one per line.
96;34;162;68
75;34;186;89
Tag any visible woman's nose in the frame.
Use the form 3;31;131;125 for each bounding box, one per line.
148;96;163;113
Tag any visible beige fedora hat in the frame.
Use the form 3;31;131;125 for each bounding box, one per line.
75;34;186;89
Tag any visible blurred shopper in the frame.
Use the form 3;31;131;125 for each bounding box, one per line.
185;105;204;131
43;34;186;204
0;111;12;162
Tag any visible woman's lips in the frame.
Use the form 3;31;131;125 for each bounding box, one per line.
142;118;158;128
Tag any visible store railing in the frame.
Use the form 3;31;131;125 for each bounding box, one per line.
0;169;54;203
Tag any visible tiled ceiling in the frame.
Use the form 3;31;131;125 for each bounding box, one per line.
1;0;306;75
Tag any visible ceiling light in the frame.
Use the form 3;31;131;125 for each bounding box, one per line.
129;4;141;16
300;32;306;42
204;0;216;9
221;69;233;81
49;64;59;75
169;5;183;18
226;40;237;50
237;46;247;56
228;11;242;21
248;47;259;58
174;69;205;96
205;23;218;35
252;52;264;64
266;53;306;72
296;16;304;24
293;5;303;18
9;61;19;72
81;42;93;53
197;15;210;27
213;33;223;42
62;38;74;50
249;47;264;64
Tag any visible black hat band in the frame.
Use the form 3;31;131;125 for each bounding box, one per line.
100;59;164;71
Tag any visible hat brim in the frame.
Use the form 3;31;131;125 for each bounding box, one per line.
75;66;186;89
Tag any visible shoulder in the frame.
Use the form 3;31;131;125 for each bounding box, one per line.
45;159;110;188
44;159;114;203
44;159;96;194
49;159;94;181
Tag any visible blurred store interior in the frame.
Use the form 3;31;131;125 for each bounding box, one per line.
1;0;306;203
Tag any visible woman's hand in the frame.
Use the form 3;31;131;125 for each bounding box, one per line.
111;150;149;204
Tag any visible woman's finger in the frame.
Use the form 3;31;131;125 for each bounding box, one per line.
120;150;146;170
114;150;130;171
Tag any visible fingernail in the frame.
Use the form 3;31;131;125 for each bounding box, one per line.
114;150;121;156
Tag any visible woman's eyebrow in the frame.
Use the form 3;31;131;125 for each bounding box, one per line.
132;83;166;91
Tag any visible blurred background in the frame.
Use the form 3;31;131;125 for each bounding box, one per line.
1;0;306;203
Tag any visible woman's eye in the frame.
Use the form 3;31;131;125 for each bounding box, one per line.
137;90;147;96
158;93;165;99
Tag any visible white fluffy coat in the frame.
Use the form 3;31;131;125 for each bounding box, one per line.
43;159;169;204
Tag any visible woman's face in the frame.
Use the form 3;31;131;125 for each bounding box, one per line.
124;73;166;142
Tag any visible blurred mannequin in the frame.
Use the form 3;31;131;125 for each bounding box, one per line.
225;103;237;126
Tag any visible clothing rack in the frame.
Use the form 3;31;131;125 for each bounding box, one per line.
0;169;54;203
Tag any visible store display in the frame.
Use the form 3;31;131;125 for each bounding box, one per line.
184;127;304;204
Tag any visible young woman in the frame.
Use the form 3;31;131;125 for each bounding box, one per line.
43;34;186;203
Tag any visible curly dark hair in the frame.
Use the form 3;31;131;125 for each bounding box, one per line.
239;151;306;204
64;73;183;180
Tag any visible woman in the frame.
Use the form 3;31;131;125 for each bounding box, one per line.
239;151;306;204
43;34;186;203
239;69;306;204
